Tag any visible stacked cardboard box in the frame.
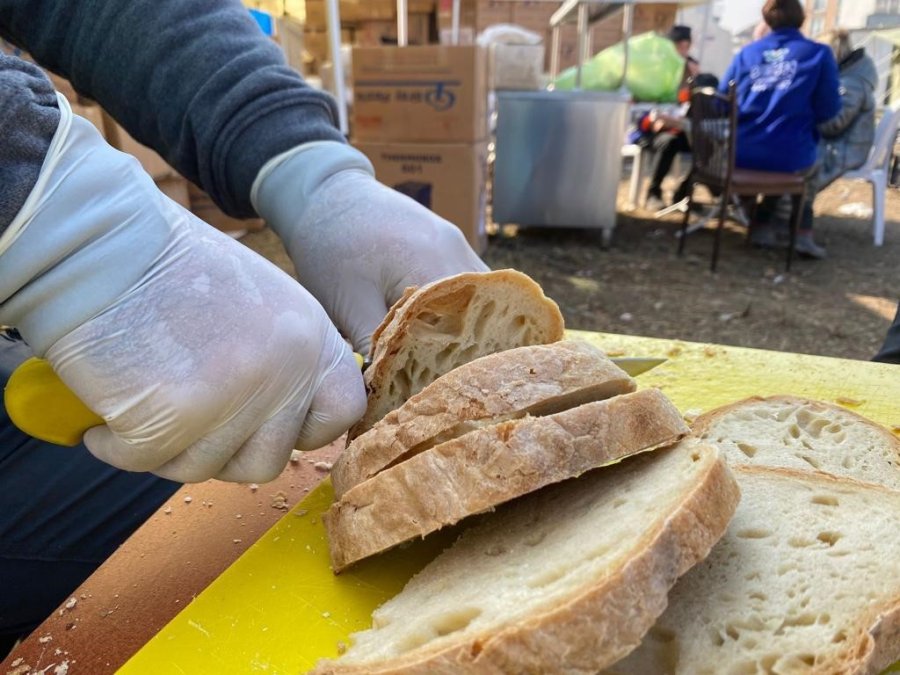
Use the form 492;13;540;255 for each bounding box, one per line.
437;1;677;72
352;45;489;253
302;0;436;74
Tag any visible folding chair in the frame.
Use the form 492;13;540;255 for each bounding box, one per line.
678;84;807;273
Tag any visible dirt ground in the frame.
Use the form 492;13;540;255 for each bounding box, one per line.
241;177;900;362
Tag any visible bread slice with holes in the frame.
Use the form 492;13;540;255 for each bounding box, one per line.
313;442;739;674
604;465;900;675
692;396;900;489
325;388;690;572
331;340;636;498
349;270;565;440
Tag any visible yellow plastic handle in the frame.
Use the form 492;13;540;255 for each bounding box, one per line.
5;353;369;447
4;357;104;446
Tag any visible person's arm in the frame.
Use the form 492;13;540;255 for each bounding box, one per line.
0;55;60;232
818;75;866;138
0;0;344;218
812;47;842;125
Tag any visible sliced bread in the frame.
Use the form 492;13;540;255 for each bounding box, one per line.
313;442;739;674
325;388;690;572
350;270;565;439
332;340;636;498
605;465;900;675
692;396;900;489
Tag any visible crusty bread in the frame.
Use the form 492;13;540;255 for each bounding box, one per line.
605;465;900;675
692;396;900;490
350;270;565;440
332;341;636;498
314;442;739;674
325;388;690;572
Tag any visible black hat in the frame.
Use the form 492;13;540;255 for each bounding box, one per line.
667;25;692;43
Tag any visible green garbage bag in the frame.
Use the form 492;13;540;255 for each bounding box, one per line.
554;31;685;102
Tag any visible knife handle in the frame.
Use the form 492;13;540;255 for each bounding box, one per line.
5;352;369;447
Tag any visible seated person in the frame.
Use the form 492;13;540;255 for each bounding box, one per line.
643;25;701;211
642;73;720;212
874;304;900;365
722;0;841;259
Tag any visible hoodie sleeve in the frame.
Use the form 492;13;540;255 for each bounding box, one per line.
818;65;870;138
812;46;842;125
0;0;346;218
0;54;60;234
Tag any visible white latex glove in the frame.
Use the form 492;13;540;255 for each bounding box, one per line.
252;142;489;355
0;97;365;483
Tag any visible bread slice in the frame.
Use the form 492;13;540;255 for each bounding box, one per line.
692;396;900;490
313;442;739;674
350;270;565;440
332;340;636;498
605;465;900;675
325;388;690;572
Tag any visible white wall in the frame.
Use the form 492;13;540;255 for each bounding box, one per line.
840;0;878;30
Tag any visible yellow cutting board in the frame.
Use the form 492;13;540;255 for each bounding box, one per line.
119;331;900;674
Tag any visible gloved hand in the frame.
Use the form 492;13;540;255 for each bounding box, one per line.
252;142;489;355
0;97;365;483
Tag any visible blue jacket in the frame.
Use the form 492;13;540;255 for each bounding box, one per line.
720;29;841;173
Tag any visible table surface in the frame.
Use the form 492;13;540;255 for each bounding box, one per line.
4;330;899;674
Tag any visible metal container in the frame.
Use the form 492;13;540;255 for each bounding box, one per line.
492;89;629;243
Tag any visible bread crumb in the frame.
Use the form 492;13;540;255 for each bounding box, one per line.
233;539;242;544
294;509;309;517
314;461;333;472
605;348;626;357
7;661;29;675
271;491;290;510
290;449;302;463
65;597;77;610
336;641;348;655
249;483;259;492
10;658;23;668
163;506;172;515
322;611;331;618
235;514;242;519
835;396;864;407
666;345;683;357
184;496;193;504
38;635;52;643
703;346;717;357
54;661;70;675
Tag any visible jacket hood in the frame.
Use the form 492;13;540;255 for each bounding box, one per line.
840;48;879;89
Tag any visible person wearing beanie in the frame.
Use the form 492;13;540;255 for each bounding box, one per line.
720;0;841;259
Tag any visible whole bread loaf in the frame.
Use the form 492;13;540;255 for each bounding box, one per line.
325;388;690;571
332;340;635;498
314;442;740;674
349;270;565;440
692;395;900;489
605;464;900;675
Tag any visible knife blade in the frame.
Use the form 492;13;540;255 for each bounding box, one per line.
4;354;666;446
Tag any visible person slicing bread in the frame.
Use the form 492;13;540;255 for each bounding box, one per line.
0;0;486;652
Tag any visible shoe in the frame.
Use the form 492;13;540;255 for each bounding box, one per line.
645;194;665;212
794;233;826;260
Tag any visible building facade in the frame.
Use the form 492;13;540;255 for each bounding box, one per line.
804;0;843;37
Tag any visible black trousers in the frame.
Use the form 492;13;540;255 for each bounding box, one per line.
874;303;900;364
647;131;691;198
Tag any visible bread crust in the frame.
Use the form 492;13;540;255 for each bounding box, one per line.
332;341;636;498
326;389;689;572
350;270;565;440
313;444;740;674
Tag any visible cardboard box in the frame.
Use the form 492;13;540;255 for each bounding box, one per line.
355;140;488;253
187;184;266;234
352;45;487;143
355;15;431;46
101;112;176;180
490;43;545;90
70;103;106;139
156;176;192;209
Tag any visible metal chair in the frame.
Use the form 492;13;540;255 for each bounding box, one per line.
678;84;807;273
841;101;900;247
